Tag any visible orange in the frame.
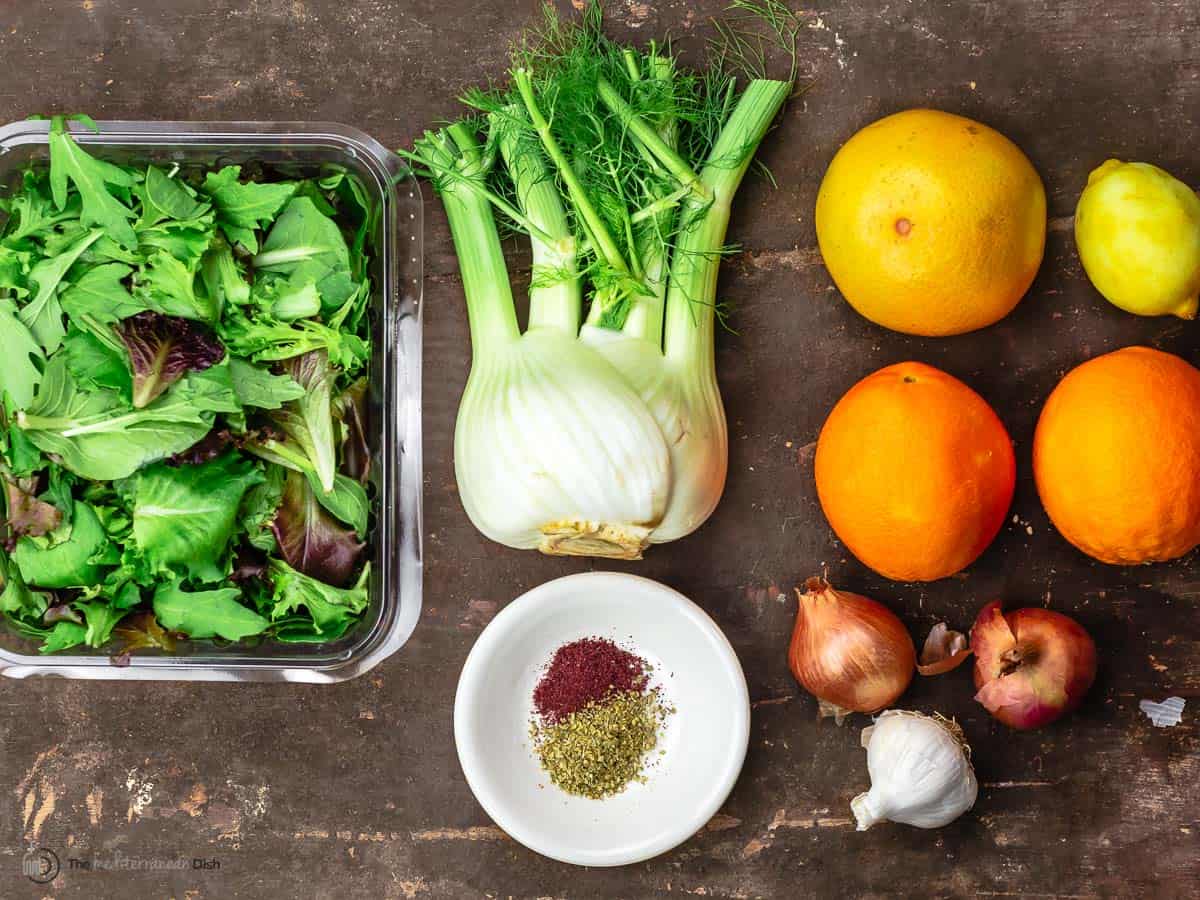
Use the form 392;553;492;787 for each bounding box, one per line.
815;362;1016;581
815;108;1047;336
1033;346;1200;564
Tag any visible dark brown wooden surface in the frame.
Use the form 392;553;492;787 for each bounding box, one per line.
1;1;1198;897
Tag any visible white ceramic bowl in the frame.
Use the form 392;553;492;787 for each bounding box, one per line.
454;572;750;867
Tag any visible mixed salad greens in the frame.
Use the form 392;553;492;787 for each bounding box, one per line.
0;115;376;656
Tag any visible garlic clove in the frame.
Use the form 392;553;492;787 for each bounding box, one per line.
917;621;972;675
851;710;978;831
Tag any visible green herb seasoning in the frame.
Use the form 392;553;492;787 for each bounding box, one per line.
530;688;672;800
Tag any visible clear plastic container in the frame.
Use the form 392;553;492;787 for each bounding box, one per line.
0;119;423;682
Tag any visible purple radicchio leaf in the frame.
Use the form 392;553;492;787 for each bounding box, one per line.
335;377;370;484
116;311;225;408
230;546;269;583
43;602;83;625
269;469;363;588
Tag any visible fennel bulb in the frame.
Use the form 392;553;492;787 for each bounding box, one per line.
409;10;791;558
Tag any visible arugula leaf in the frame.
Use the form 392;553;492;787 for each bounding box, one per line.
228;358;304;409
269;558;369;636
20;228;103;351
0;296;45;408
271;470;364;587
116;312;225;408
47;116;139;249
17;356;238;481
13;501;111;588
152;579;268;641
2;170;80;246
200;166;295;253
132;452;264;583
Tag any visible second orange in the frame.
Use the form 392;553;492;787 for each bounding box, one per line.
815;362;1016;581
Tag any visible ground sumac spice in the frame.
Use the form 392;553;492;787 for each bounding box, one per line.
533;637;650;724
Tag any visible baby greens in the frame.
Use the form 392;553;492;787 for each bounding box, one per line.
0;116;375;655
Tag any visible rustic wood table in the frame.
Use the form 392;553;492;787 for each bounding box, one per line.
1;1;1197;897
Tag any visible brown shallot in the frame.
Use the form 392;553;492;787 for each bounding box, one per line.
788;577;916;721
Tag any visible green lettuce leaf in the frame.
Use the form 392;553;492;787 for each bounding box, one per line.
253;197;356;309
16;356;239;481
199;238;250;308
77;598;127;648
39;619;87;653
63;327;132;397
132;452;264;583
152;579;268;641
239;463;285;553
0;245;33;296
135;166;210;226
60;262;148;327
132;250;217;322
0;550;47;618
13;501;111;588
269;558;369;636
228;358;305;409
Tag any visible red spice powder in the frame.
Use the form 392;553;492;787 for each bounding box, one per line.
533;637;650;723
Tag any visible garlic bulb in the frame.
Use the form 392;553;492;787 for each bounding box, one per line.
851;710;977;830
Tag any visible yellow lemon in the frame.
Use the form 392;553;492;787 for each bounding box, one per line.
816;109;1047;336
1074;160;1200;319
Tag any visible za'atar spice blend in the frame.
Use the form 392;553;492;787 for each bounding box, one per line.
529;637;672;800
